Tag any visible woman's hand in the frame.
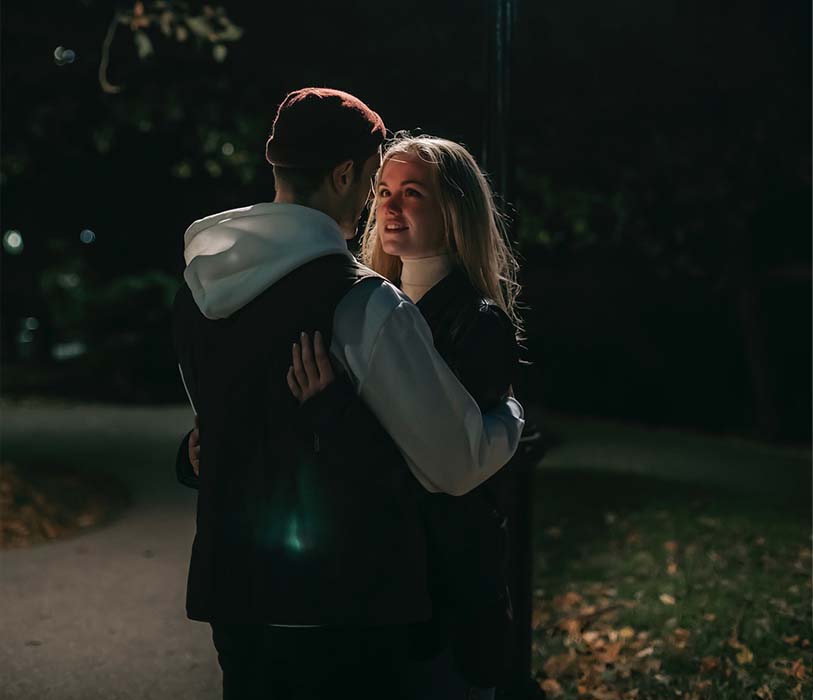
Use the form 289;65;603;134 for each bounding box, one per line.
188;415;200;477
287;330;335;404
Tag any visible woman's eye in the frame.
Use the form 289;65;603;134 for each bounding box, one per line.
405;188;422;198
378;189;390;197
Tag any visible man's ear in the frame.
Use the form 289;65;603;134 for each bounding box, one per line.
331;159;355;193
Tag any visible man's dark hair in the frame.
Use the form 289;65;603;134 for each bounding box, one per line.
273;157;367;202
265;87;385;201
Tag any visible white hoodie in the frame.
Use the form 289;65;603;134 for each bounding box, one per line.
183;202;525;496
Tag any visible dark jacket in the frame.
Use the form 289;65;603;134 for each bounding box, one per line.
173;254;431;625
302;266;519;686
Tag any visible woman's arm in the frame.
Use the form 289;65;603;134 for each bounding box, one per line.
450;302;519;411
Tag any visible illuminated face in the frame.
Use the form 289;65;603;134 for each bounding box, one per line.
376;153;446;259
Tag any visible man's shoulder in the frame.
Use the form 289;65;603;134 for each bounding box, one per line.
331;273;418;363
184;203;272;239
337;273;411;325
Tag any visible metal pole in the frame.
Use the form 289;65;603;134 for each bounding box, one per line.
485;1;542;697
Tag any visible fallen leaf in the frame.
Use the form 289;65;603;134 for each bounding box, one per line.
558;617;581;638
540;678;563;697
554;591;583;608
666;562;678;575
635;646;655;658
619;626;635;640
788;658;806;680
659;593;676;605
596;642;623;664
736;646;754;665
664;540;679;553
582;630;601;644
543;651;577;679
771;659;807;681
784;635;800;645
755;685;773;700
700;656;720;672
703;612;716;622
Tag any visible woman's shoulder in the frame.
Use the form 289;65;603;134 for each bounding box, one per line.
447;285;516;355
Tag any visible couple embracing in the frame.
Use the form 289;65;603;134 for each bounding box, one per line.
174;87;527;699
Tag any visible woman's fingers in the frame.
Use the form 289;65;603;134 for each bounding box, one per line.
300;332;319;384
313;331;334;384
290;331;332;403
287;365;303;402
292;341;308;390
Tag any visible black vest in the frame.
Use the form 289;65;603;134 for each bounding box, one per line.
173;254;431;625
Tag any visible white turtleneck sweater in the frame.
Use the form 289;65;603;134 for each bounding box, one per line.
400;254;455;303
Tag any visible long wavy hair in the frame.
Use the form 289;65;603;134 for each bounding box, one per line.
361;132;522;331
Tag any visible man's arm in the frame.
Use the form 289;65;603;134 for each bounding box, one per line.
334;282;525;497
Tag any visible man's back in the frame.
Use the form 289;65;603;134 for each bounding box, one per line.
174;253;430;625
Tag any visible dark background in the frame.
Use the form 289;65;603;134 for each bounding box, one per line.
2;0;810;442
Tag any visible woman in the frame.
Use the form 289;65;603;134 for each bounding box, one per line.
288;132;522;699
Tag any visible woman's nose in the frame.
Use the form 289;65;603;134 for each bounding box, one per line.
385;194;402;213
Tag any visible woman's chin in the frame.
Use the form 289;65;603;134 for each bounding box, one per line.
381;242;405;257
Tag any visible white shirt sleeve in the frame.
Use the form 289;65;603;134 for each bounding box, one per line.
333;281;525;496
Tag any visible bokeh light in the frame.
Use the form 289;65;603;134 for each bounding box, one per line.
3;230;24;254
24;317;40;331
57;273;80;289
53;46;76;66
80;229;96;244
221;142;235;157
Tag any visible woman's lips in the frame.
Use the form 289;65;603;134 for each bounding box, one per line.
384;223;408;232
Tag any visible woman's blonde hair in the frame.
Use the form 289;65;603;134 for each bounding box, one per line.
361;132;522;331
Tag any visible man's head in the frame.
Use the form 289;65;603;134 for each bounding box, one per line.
266;88;385;239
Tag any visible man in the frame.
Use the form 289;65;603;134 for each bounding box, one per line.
173;87;525;699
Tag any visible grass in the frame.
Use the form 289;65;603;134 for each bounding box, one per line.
530;468;811;700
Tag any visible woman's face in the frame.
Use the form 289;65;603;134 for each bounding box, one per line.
375;153;447;259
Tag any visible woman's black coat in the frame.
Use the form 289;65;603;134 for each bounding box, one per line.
305;266;519;686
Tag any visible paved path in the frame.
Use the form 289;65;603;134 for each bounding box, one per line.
1;402;809;699
539;412;811;505
1;401;218;700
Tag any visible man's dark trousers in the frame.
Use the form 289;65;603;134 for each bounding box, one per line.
212;622;422;699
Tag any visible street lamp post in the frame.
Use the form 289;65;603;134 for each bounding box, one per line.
484;1;544;697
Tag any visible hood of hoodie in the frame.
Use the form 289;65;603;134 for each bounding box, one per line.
183;202;354;319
